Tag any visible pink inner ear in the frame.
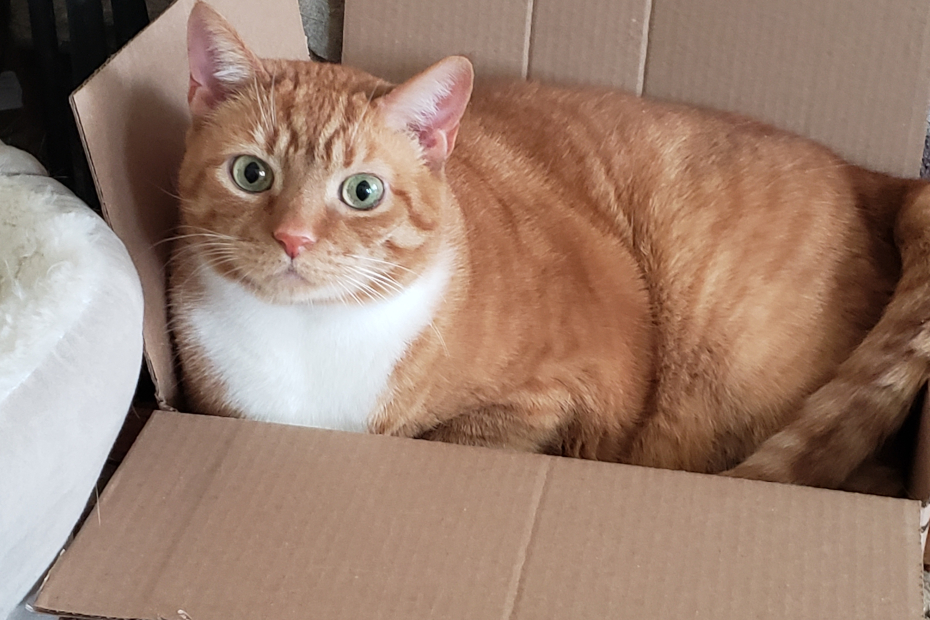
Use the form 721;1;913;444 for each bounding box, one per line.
188;10;217;115
416;127;440;150
186;2;255;117
187;10;226;116
188;46;222;114
380;57;474;168
426;69;472;135
189;37;217;88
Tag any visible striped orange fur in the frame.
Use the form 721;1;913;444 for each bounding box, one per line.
170;2;930;493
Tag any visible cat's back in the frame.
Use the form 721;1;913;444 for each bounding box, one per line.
458;78;845;192
449;78;900;472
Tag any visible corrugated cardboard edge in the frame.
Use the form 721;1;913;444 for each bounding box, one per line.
915;395;930;564
921;502;930;558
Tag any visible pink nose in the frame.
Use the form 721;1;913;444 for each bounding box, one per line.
274;230;315;258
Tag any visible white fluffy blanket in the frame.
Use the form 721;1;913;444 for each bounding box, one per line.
0;142;144;619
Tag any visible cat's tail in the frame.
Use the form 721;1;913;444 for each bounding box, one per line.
725;176;930;489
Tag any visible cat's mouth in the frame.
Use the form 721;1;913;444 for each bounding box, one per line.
282;264;308;282
253;261;363;304
231;256;396;305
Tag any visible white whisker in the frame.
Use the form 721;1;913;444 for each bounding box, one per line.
431;323;449;357
349;254;417;276
341;274;385;303
270;72;278;127
349;264;404;293
155;232;238;250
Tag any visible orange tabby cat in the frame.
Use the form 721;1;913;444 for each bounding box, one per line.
170;1;930;492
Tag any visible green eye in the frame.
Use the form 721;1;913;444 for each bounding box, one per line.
340;173;384;210
231;155;274;193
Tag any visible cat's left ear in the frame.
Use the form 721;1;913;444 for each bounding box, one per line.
377;56;474;170
187;1;266;118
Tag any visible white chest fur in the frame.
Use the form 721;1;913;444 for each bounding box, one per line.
185;258;449;431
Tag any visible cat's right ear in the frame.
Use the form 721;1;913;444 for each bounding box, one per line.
377;56;474;170
187;2;264;118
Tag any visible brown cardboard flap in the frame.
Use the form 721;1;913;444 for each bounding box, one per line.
528;0;650;92
343;0;650;89
343;0;533;83
914;395;930;502
36;412;923;620
642;0;930;177
343;0;930;176
69;0;309;409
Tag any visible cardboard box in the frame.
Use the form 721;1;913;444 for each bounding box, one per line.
32;0;930;617
31;411;926;620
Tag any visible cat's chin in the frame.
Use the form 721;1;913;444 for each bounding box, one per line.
235;268;365;306
241;284;346;306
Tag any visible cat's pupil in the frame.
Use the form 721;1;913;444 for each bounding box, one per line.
355;180;372;201
244;162;263;184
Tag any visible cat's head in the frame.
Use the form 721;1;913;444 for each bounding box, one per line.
176;2;473;304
